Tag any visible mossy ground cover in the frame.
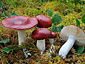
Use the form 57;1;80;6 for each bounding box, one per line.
0;0;85;64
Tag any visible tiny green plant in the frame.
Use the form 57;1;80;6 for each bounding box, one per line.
0;14;1;18
76;47;84;54
47;9;53;17
1;47;12;53
76;14;85;24
76;14;85;29
76;19;80;27
1;45;22;53
47;9;64;32
0;2;2;8
51;13;62;25
0;36;9;43
51;24;57;32
2;12;18;18
10;13;18;17
51;24;64;32
81;14;85;24
2;12;9;18
56;25;64;32
76;19;82;29
1;43;38;54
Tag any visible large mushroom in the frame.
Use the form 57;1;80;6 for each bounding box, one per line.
35;15;52;28
1;16;38;45
32;28;51;55
59;25;85;59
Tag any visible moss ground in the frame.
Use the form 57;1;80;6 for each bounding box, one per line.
0;0;85;64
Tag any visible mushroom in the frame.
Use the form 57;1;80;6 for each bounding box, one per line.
32;28;51;55
49;32;57;52
35;15;52;28
59;25;85;59
1;16;38;45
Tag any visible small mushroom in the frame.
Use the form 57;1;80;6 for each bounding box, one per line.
59;25;85;59
49;32;57;51
32;28;51;55
35;15;52;28
1;16;38;45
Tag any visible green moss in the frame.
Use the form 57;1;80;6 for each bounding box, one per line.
0;18;4;31
11;7;41;17
62;12;84;26
0;1;85;63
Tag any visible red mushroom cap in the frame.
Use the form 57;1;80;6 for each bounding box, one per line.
49;32;57;38
1;16;38;30
35;15;52;28
32;28;52;40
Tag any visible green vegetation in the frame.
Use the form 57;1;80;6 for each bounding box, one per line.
0;0;85;64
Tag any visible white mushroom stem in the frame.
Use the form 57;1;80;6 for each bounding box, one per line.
49;38;55;49
37;39;45;55
59;35;75;59
18;30;26;45
49;38;54;45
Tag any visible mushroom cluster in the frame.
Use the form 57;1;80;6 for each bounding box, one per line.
1;15;84;59
59;25;85;59
35;15;57;51
32;15;57;54
1;15;57;55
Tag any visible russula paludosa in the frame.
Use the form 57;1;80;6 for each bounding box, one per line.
32;28;51;55
59;25;85;59
49;32;57;50
1;16;38;45
35;15;52;28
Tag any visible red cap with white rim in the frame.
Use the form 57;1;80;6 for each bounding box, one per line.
1;16;38;30
1;16;38;45
32;28;51;40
